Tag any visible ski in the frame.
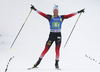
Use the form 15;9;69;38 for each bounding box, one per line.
5;56;14;72
27;67;61;70
27;67;38;70
85;54;100;64
55;68;61;70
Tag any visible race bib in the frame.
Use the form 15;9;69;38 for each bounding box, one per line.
52;22;60;27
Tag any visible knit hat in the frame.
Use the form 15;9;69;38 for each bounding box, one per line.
53;5;59;11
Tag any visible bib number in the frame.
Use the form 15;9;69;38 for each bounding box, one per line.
52;22;60;27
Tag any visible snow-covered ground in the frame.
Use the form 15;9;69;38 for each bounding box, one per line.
0;0;100;72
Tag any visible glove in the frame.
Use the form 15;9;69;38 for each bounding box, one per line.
31;5;37;11
78;9;85;13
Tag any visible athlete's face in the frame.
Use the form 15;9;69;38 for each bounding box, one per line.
53;9;58;17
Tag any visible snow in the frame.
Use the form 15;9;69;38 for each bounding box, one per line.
0;0;100;72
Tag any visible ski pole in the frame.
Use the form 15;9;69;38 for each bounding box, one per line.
9;7;32;50
63;12;82;49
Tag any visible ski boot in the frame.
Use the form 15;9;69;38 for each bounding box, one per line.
33;58;42;68
55;60;59;69
27;58;42;70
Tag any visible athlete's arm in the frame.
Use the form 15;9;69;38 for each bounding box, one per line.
61;12;78;19
31;5;51;19
61;9;85;19
36;10;49;19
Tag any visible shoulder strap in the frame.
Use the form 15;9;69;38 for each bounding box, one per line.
59;15;62;21
52;15;55;18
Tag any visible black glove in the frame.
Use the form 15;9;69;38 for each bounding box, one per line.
31;5;37;11
78;9;85;13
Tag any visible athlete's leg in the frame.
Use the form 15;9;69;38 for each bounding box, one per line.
55;33;61;68
39;41;53;58
33;32;55;67
40;32;55;58
55;33;61;60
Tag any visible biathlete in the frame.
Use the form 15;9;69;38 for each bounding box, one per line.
30;5;84;69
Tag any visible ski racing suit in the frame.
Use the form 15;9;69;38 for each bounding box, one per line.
36;10;78;60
